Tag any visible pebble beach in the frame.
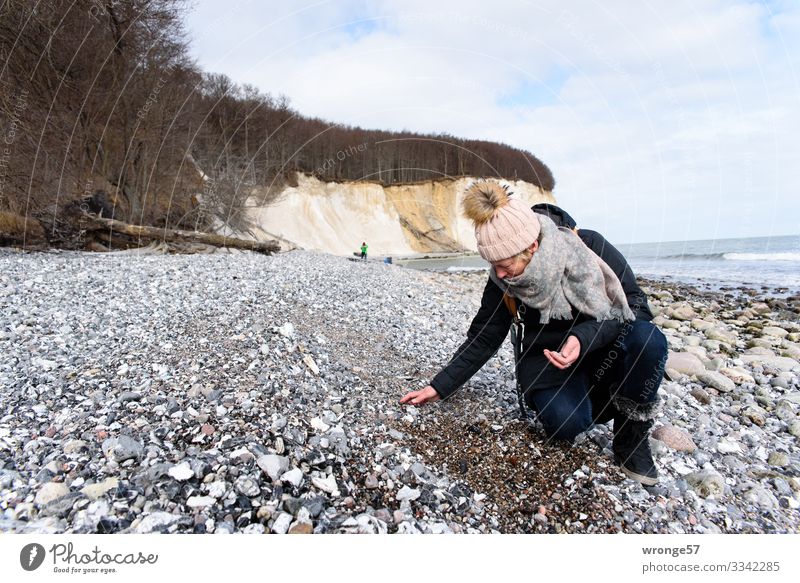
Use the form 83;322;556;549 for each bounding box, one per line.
1;248;799;534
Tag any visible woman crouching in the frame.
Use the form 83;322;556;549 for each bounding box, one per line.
400;180;667;485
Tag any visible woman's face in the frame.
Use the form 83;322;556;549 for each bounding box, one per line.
492;240;539;280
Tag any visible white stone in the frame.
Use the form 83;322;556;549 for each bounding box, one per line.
716;438;742;454
312;474;340;496
271;512;293;534
187;495;216;509
257;454;289;482
134;512;180;533
396;485;421;501
310;417;330;432
671;461;694;475
280;468;304;487
229;447;254;461
168;462;194;481
206;481;227;498
278;323;295;338
303;355;320;375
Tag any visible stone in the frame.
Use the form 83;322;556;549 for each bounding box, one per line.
234;475;261;497
768;452;789;467
101;435;143;463
278;323;294;338
775;400;796;421
762;326;789;339
168;462;194;481
288;508;313;534
271;512;293;534
80;478;118;500
652;425;697;452
742;405;767;426
301;496;327;518
782;345;800;360
186;496;215;509
257;455;289;482
118;391;143;403
690;387;711;405
134;512;180;533
365;474;379;489
35;482;70;506
691;319;715;332
745;346;776;356
701;340;722;353
396;485;421;501
747;339;777;350
672;306;697;321
743;486;779;510
788;420;800;438
63;440;88;455
684;346;708;360
654;291;673;302
288;521;313;534
310;417;330;432
705;328;737;345
311;474;339;496
783;392;800;405
686;470;725;498
303;355;319;375
696;371;735;393
280;468;304;488
206;481;227;498
740;355;799;372
717;438;742;454
751;302;772;315
720;367;755;385
666;352;705;377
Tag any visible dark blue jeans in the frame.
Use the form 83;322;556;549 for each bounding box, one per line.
519;319;668;441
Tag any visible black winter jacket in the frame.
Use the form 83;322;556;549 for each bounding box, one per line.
429;229;653;400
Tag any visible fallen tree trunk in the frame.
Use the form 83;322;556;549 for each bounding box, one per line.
80;214;281;254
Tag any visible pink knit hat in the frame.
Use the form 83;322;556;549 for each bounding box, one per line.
462;180;541;262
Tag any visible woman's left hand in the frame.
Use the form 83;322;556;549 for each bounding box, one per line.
544;335;581;369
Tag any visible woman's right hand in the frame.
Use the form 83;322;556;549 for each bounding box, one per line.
399;385;441;406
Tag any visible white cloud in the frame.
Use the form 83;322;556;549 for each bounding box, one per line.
186;0;800;242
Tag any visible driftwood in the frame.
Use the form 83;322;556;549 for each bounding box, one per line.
79;214;281;255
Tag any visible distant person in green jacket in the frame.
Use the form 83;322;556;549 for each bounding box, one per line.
360;242;368;262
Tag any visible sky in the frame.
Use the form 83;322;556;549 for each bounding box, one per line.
184;0;800;244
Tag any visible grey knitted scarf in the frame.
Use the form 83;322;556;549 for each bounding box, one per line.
489;214;636;324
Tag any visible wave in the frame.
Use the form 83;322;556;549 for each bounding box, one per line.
723;252;800;262
654;252;800;262
445;266;489;272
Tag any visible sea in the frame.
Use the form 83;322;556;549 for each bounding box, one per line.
397;234;800;294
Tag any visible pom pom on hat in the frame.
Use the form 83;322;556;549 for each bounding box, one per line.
462;181;511;225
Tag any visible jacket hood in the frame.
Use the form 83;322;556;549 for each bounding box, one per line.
531;203;577;230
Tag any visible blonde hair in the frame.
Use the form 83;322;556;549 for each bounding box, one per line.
513;248;533;262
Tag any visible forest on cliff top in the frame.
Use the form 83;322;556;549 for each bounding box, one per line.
0;0;553;246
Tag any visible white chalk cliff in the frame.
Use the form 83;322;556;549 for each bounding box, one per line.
245;174;555;256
